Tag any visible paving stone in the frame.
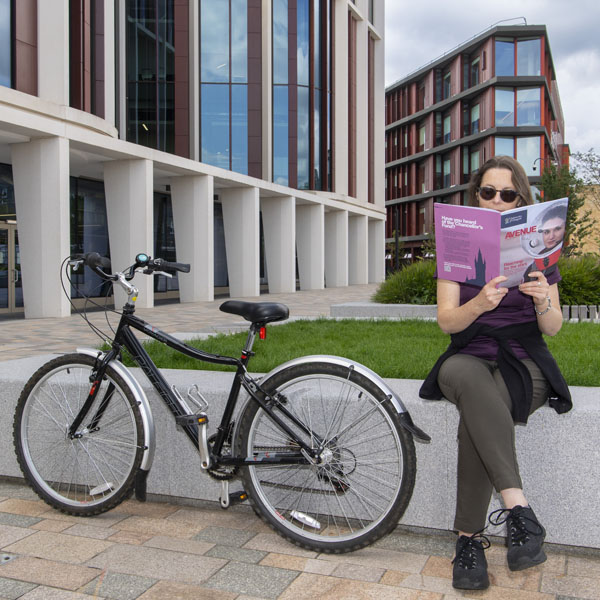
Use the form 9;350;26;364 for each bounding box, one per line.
258;553;337;575
137;580;237;599
0;576;37;600
86;544;226;586
30;519;72;533
62;524;115;540
0;500;47;518
0;556;100;590
374;529;455;557
114;515;202;538
193;526;257;547
37;510;127;529
204;562;299;599
567;554;600;578
277;572;442;600
205;544;266;564
0;484;38;502
541;573;600;599
106;530;153;545
0;524;35;547
242;533;317;558
112;499;180;519
331;561;385;583
168;507;259;531
0;513;41;529
4;530;112;564
318;545;429;573
143;535;215;556
17;586;99;599
80;571;156;600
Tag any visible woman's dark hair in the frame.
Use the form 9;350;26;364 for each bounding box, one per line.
540;203;568;225
467;155;533;207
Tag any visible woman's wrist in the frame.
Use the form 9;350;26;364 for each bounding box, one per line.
534;295;552;316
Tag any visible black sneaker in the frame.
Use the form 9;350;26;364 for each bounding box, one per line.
452;532;490;590
489;505;547;571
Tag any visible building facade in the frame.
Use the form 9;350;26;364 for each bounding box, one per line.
0;0;385;317
384;24;568;264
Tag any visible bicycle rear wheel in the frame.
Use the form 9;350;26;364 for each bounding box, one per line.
236;361;416;553
13;353;144;515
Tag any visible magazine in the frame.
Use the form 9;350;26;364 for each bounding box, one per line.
434;197;569;288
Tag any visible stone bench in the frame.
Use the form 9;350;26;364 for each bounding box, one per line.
1;355;597;549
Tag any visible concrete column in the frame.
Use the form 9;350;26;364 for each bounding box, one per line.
11;137;71;318
103;159;154;308
37;0;69;105
261;196;296;294
368;218;385;283
296;203;324;290
348;214;368;285
324;210;348;288
220;187;260;298
170;175;214;302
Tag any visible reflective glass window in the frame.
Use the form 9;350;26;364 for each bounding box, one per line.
517;39;541;76
201;0;229;82
201;84;230;170
443;71;451;99
297;0;309;86
273;86;289;185
470;104;480;134
297;86;310;189
314;88;321;189
470;150;480;173
517;87;541;125
495;39;514;76
0;164;15;221
0;0;11;87
495;137;514;157
418;123;426;151
231;0;248;82
443;157;451;188
516;136;541;175
232;86;248;175
273;0;288;84
495;88;514;126
443;115;451;143
154;192;179;292
471;56;480;86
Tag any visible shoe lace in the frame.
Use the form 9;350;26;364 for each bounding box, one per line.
452;531;490;569
488;507;543;546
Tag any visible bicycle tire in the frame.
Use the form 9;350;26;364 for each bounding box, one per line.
13;353;145;516
236;361;416;553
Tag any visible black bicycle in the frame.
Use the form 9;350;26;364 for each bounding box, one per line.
13;252;429;553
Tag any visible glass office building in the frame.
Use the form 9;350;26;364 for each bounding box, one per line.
0;0;386;318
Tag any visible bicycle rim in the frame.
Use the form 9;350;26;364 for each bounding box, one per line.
16;357;143;512
239;365;413;551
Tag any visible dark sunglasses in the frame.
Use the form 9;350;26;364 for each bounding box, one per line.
477;186;520;203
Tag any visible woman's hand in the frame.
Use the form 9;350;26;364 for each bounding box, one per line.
437;276;508;334
518;271;563;335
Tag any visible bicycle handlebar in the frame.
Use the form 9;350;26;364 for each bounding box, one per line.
72;253;190;278
147;258;191;274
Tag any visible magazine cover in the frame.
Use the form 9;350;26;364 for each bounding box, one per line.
435;197;569;288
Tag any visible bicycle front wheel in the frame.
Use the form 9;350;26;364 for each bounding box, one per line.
13;353;145;515
236;361;416;553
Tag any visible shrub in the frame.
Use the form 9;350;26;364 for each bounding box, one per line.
373;260;436;304
557;255;600;305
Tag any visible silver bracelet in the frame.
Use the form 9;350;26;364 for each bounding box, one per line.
535;295;552;316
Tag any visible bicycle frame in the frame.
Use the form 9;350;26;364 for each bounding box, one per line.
69;305;321;473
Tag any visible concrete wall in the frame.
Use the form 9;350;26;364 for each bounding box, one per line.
2;356;597;549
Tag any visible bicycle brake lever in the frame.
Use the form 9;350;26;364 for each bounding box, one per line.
144;269;173;278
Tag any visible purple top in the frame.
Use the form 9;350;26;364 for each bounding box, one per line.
452;267;561;360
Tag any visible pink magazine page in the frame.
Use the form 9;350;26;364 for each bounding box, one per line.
434;203;501;286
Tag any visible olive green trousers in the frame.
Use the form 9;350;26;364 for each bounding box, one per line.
438;353;550;533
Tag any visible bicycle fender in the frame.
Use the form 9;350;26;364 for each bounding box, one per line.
76;348;157;470
244;355;431;443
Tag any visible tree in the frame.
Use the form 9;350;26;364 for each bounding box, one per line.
536;163;592;257
571;148;600;210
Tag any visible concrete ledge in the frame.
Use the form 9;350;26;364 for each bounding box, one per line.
331;302;437;320
1;356;598;549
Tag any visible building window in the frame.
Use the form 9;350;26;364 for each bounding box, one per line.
516;136;541;175
470;149;480;173
418;122;426;152
495;88;514;126
126;0;175;153
418;161;426;194
443;114;451;144
495;136;514;157
517;38;541;76
463;53;480;90
0;0;11;88
495;38;514;76
368;0;374;24
200;0;249;174
517;87;541;125
442;155;451;188
443;70;451;99
153;192;179;293
471;56;480;86
470;104;480;134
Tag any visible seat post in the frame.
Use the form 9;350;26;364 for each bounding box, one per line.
242;323;261;356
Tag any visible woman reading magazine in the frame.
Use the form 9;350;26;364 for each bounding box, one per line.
420;155;571;590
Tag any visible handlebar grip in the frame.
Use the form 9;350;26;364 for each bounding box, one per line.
84;252;111;271
152;258;190;274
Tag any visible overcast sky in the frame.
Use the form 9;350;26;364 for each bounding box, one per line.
384;0;600;156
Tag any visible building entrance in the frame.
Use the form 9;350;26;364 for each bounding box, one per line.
0;223;23;313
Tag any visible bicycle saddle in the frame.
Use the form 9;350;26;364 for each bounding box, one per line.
219;301;289;324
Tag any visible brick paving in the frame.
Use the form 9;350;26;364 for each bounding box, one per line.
1;285;599;598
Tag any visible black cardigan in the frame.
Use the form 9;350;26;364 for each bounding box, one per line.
419;321;572;424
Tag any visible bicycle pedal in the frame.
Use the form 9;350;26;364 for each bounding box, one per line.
175;413;209;427
220;491;248;510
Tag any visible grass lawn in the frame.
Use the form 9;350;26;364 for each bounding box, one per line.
117;319;600;387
